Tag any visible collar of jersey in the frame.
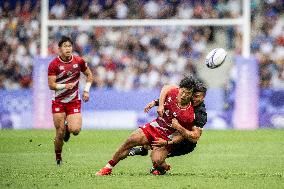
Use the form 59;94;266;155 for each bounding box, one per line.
176;99;191;110
58;55;73;63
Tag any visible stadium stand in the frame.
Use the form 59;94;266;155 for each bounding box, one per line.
0;0;283;90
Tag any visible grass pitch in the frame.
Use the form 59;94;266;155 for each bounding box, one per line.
0;129;283;189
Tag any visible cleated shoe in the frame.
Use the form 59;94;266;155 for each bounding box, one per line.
151;169;163;175
56;159;62;166
139;147;149;156
129;147;148;156
150;164;171;175
95;167;112;176
63;122;70;142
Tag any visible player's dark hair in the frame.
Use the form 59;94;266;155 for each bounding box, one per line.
179;76;195;91
194;81;207;94
58;36;73;47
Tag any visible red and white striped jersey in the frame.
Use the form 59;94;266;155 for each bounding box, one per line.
155;88;195;137
48;55;88;103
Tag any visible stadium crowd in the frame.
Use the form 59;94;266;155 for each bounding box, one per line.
0;0;283;90
48;0;241;20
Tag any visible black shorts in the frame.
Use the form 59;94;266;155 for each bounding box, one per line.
167;140;197;157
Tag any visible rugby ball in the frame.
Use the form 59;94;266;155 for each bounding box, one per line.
205;48;227;69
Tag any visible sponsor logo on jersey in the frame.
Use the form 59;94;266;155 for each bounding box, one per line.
59;66;64;70
167;97;172;102
67;71;72;76
73;64;78;68
55;108;60;112
165;110;170;116
74;108;79;113
173;112;177;117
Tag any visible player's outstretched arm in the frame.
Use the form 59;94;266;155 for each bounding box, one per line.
172;118;202;143
82;67;93;102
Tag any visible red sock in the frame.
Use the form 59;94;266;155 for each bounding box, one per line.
108;160;117;167
55;150;62;160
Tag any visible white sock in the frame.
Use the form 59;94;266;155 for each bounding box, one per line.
105;163;113;169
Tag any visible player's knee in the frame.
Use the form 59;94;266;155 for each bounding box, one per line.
69;127;81;135
152;157;163;166
56;132;64;140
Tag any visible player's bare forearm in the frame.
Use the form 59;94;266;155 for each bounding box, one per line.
178;126;202;143
172;119;202;143
169;134;184;144
48;76;57;90
144;101;156;113
82;67;93;102
83;67;93;84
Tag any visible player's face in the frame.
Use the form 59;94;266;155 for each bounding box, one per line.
59;41;73;58
192;92;205;106
178;88;193;105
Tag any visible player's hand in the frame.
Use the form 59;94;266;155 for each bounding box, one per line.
157;106;164;117
152;138;167;147
65;82;76;89
144;101;155;113
82;91;89;102
171;118;181;129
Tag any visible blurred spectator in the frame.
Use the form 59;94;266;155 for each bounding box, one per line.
250;0;284;88
0;0;39;89
50;0;65;19
47;0;241;20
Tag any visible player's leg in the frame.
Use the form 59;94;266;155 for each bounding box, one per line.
64;100;82;141
167;140;197;158
66;113;82;136
150;140;197;173
53;112;66;165
96;128;150;176
112;128;149;163
63;120;70;142
150;147;170;175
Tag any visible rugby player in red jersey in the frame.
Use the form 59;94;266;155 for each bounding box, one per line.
96;76;196;176
130;80;207;175
48;36;93;165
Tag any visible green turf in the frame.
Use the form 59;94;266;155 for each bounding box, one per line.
0;129;283;189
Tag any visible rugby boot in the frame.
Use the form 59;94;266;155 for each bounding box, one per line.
129;147;148;156
63;121;70;142
150;163;171;175
96;167;112;176
56;159;62;166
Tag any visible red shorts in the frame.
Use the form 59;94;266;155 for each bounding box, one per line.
140;121;170;143
52;100;81;115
